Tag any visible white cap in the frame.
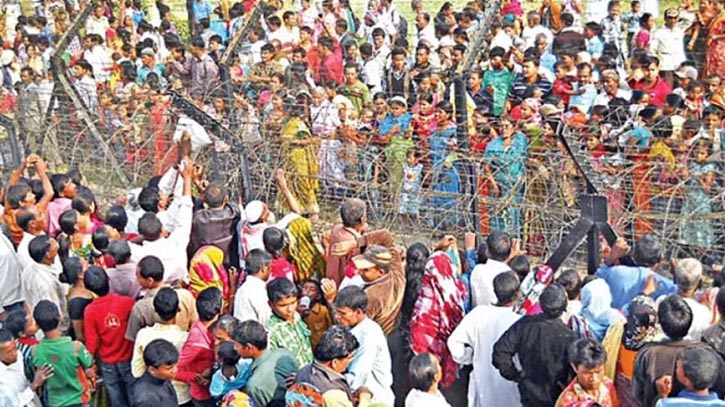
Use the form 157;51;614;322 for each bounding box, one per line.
245;200;266;223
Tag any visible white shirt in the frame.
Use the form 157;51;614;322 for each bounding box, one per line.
361;58;384;95
416;23;438;49
521;25;553;49
21;260;69;331
684;297;711;341
469;259;512;307
0;350;42;407
85;15;109;37
233;275;272;325
83;45;112;82
17;232;61;272
447;305;523;407
404;389;451;407
593;88;632;107
346;317;395;406
132;323;191;403
130;195;193;283
0;231;23;308
648;26;686;71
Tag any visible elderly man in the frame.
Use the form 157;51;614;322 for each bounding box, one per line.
670;258;710;340
414;12;438;49
593;69;631;106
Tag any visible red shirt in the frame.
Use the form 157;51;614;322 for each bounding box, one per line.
629;77;672;106
553;78;574;104
83;293;135;364
176;320;215;401
316;51;343;86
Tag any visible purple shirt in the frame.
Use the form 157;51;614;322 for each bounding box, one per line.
45;198;72;238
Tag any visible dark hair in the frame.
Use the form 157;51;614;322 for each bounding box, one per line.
340;198;366;227
508;255;530;281
138;186;161;213
204;181;227;208
33;300;60;332
267;278;298;303
539;284;568;318
58;210;80;237
29;234;51;263
84;265;110;296
487;231;512;261
716;289;725;316
4;309;28;338
0;328;12;344
247;249;272;275
409;353;438;391
263;227;285;258
143;338;180;368
108;239;132;265
92;226;110;253
680;346;720;391
633;235;661;267
15;206;37;232
493;271;520;305
138;212;163;240
154;287;179;321
476;242;488;264
106;205;128;233
28;179;44;203
218;341;241;366
658;294;693;340
51;173;71;198
60;257;84;285
314;325;359;362
556;269;583;300
5;184;31;209
232;320;268;350
138;255;165;281
197;287;223;322
334;286;368;312
568;338;607;368
401;243;430;326
71;188;95;215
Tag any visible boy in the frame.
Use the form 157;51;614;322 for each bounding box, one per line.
233;249;273;325
31;300;94;407
130;339;180;407
83;266;136;406
655;346;725;406
555;338;618;406
265;278;313;366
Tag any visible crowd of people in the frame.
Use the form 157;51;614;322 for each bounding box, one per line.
1;0;725;406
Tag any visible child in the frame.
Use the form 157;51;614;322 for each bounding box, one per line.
209;341;252;399
263;226;297;283
399;148;423;220
130;338;180;406
632;13;653;53
31;300;94;407
5;309;40;380
404;353;452;407
265;278;313;367
555;338;618;406
655;346;725;406
678;139;716;249
684;81;706;119
299;279;333;349
624;0;644;46
552;62;575;105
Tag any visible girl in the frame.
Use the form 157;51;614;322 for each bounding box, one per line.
300;279;333;349
399;148;423;220
380;96;414;202
632;13;654;54
263;226;297;283
678;139;716;248
684;80;706;119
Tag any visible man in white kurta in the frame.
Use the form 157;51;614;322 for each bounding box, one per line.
448;271;523;407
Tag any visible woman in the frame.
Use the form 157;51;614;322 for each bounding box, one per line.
409;245;467;390
263;226;298;283
484;119;528;238
705;0;725;78
427;101;460;229
189;246;231;311
57;209;93;261
580;278;625;341
277;104;319;215
380;96;413;200
616;296;661;407
64;257;93;341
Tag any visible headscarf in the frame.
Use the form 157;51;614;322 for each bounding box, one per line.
189;246;230;309
581;278;624;341
516;265;554;316
222;390;257;407
623;295;660;350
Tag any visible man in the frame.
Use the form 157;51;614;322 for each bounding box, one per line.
480;47;515;117
385;47;415;105
649;8;686;86
334;286;394;405
339;63;371;116
131;288;190;405
493;284;578;407
15;205;53;272
0;328;51;407
125;256;198;341
130;159;194;283
326;198;368;285
85;4;109;37
189;36;219;99
671;259;711;340
106;240;142;299
22;235;67;331
293;325;373;407
508;56;553;108
521;11;553;49
467;69;487;109
410;44;433;82
136;48;166;86
596;236;676;310
0;217;23;318
552;13;586;55
469;231;513;307
189;181;241;267
277;11;301;49
448;272;523;407
83;266;135;407
81;34;111;83
130;339;180;407
335;19;357;60
360;43;383;94
599;0;627;56
414;12;438;49
593;69;632;106
316;36;343;86
72;59;99;115
234;249;273;324
231;320;299;407
265;278;313;367
633;294;697;407
16;67;44;154
629;56;673;106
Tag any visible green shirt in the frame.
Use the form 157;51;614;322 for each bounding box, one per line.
340;81;371;115
482;68;514;116
266;313;313;367
32;336;94;407
246;349;299;407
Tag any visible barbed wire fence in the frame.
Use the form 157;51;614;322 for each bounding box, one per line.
3;0;724;269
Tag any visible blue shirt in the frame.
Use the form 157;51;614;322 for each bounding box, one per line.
193;1;213;23
655;391;725;407
596;264;677;310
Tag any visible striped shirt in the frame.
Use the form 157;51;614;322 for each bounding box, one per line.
508;74;553;105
